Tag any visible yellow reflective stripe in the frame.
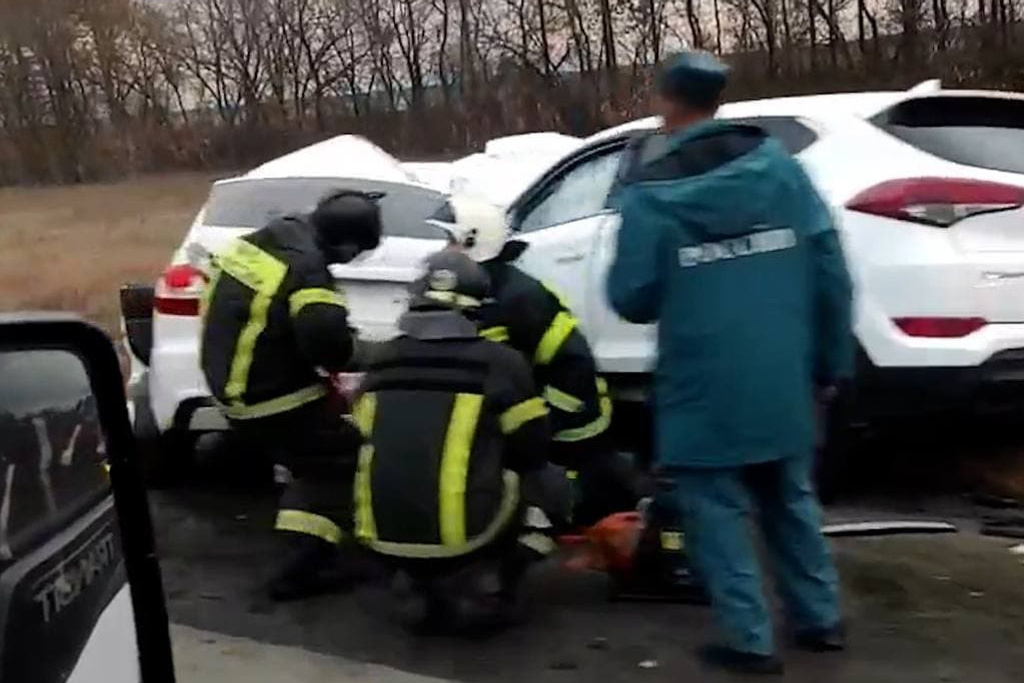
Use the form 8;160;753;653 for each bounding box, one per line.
221;241;288;404
352;392;377;438
355;444;377;541
289;287;347;317
439;393;483;546
553;392;613;442
424;290;482;308
217;239;289;294
500;397;549;434
660;531;685;551
544;386;584;413
480;326;510;343
366;471;520;558
534;311;577;365
218;384;327;420
354;393;378;540
274;509;343;544
353;392;378;541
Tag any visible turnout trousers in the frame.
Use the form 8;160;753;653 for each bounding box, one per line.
670;454;841;655
231;397;360;545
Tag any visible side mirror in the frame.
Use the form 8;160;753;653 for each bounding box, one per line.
0;315;175;683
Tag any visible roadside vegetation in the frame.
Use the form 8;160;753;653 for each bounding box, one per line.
0;172;219;331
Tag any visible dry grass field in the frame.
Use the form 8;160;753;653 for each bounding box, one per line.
0;172;226;332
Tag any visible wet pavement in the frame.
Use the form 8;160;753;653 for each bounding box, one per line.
153;416;1024;682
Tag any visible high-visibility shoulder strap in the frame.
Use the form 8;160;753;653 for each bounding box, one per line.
500;397;549;434
289;287;347;317
220;239;290;404
218;239;288;295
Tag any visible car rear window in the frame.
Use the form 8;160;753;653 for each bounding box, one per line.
203;177;447;239
872;97;1024;174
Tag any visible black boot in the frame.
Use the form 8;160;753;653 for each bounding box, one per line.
267;535;344;602
793;623;847;652
697;644;785;676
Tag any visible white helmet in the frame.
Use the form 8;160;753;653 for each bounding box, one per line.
426;194;510;263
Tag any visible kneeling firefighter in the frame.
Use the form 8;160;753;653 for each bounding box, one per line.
426;195;637;528
200;189;383;600
428;195;706;601
351;250;559;629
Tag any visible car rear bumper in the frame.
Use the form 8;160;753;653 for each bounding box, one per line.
856;347;1024;417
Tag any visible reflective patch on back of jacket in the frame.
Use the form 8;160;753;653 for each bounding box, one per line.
678;227;796;268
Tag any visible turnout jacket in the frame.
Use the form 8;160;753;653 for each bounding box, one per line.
479;258;612;446
607;119;854;469
201;216;354;421
352;310;550;558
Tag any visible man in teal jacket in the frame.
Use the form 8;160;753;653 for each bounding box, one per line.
607;52;854;676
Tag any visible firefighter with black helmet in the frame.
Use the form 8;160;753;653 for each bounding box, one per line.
200;188;383;601
352;250;558;630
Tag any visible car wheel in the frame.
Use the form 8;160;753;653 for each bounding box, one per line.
814;389;861;504
140;429;197;489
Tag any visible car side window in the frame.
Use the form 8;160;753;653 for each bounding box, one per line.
518;149;624;233
732;116;819;154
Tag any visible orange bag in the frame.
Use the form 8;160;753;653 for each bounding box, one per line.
561;512;645;573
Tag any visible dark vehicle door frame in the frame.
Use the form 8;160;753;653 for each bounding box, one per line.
0;314;175;683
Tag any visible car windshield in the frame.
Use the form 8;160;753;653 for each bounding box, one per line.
203;177;447;239
873;96;1024;174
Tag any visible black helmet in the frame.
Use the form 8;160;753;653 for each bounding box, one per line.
409;249;491;312
311;189;384;263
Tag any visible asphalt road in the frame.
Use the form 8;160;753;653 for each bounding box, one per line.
153;416;1024;683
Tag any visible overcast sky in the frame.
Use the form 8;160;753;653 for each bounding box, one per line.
0;350;92;419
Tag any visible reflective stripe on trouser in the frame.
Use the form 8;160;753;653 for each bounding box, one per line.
216;239;289;406
672;456;841;656
275;510;343;544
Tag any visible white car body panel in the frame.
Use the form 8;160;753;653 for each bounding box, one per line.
137;83;1024;440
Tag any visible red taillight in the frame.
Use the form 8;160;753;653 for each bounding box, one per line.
893;317;987;338
847;178;1024;227
155;264;206;316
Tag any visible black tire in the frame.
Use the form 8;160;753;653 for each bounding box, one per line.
130;374;195;488
814;389;858;504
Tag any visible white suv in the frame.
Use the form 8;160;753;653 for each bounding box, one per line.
124;81;1024;477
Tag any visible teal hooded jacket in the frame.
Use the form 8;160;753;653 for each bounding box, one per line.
607;119;854;469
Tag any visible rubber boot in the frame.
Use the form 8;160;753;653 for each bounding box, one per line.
609;491;710;604
266;535;342;602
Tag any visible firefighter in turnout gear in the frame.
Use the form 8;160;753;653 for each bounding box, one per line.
352;250;558;631
427;195;637;528
200;189;384;601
